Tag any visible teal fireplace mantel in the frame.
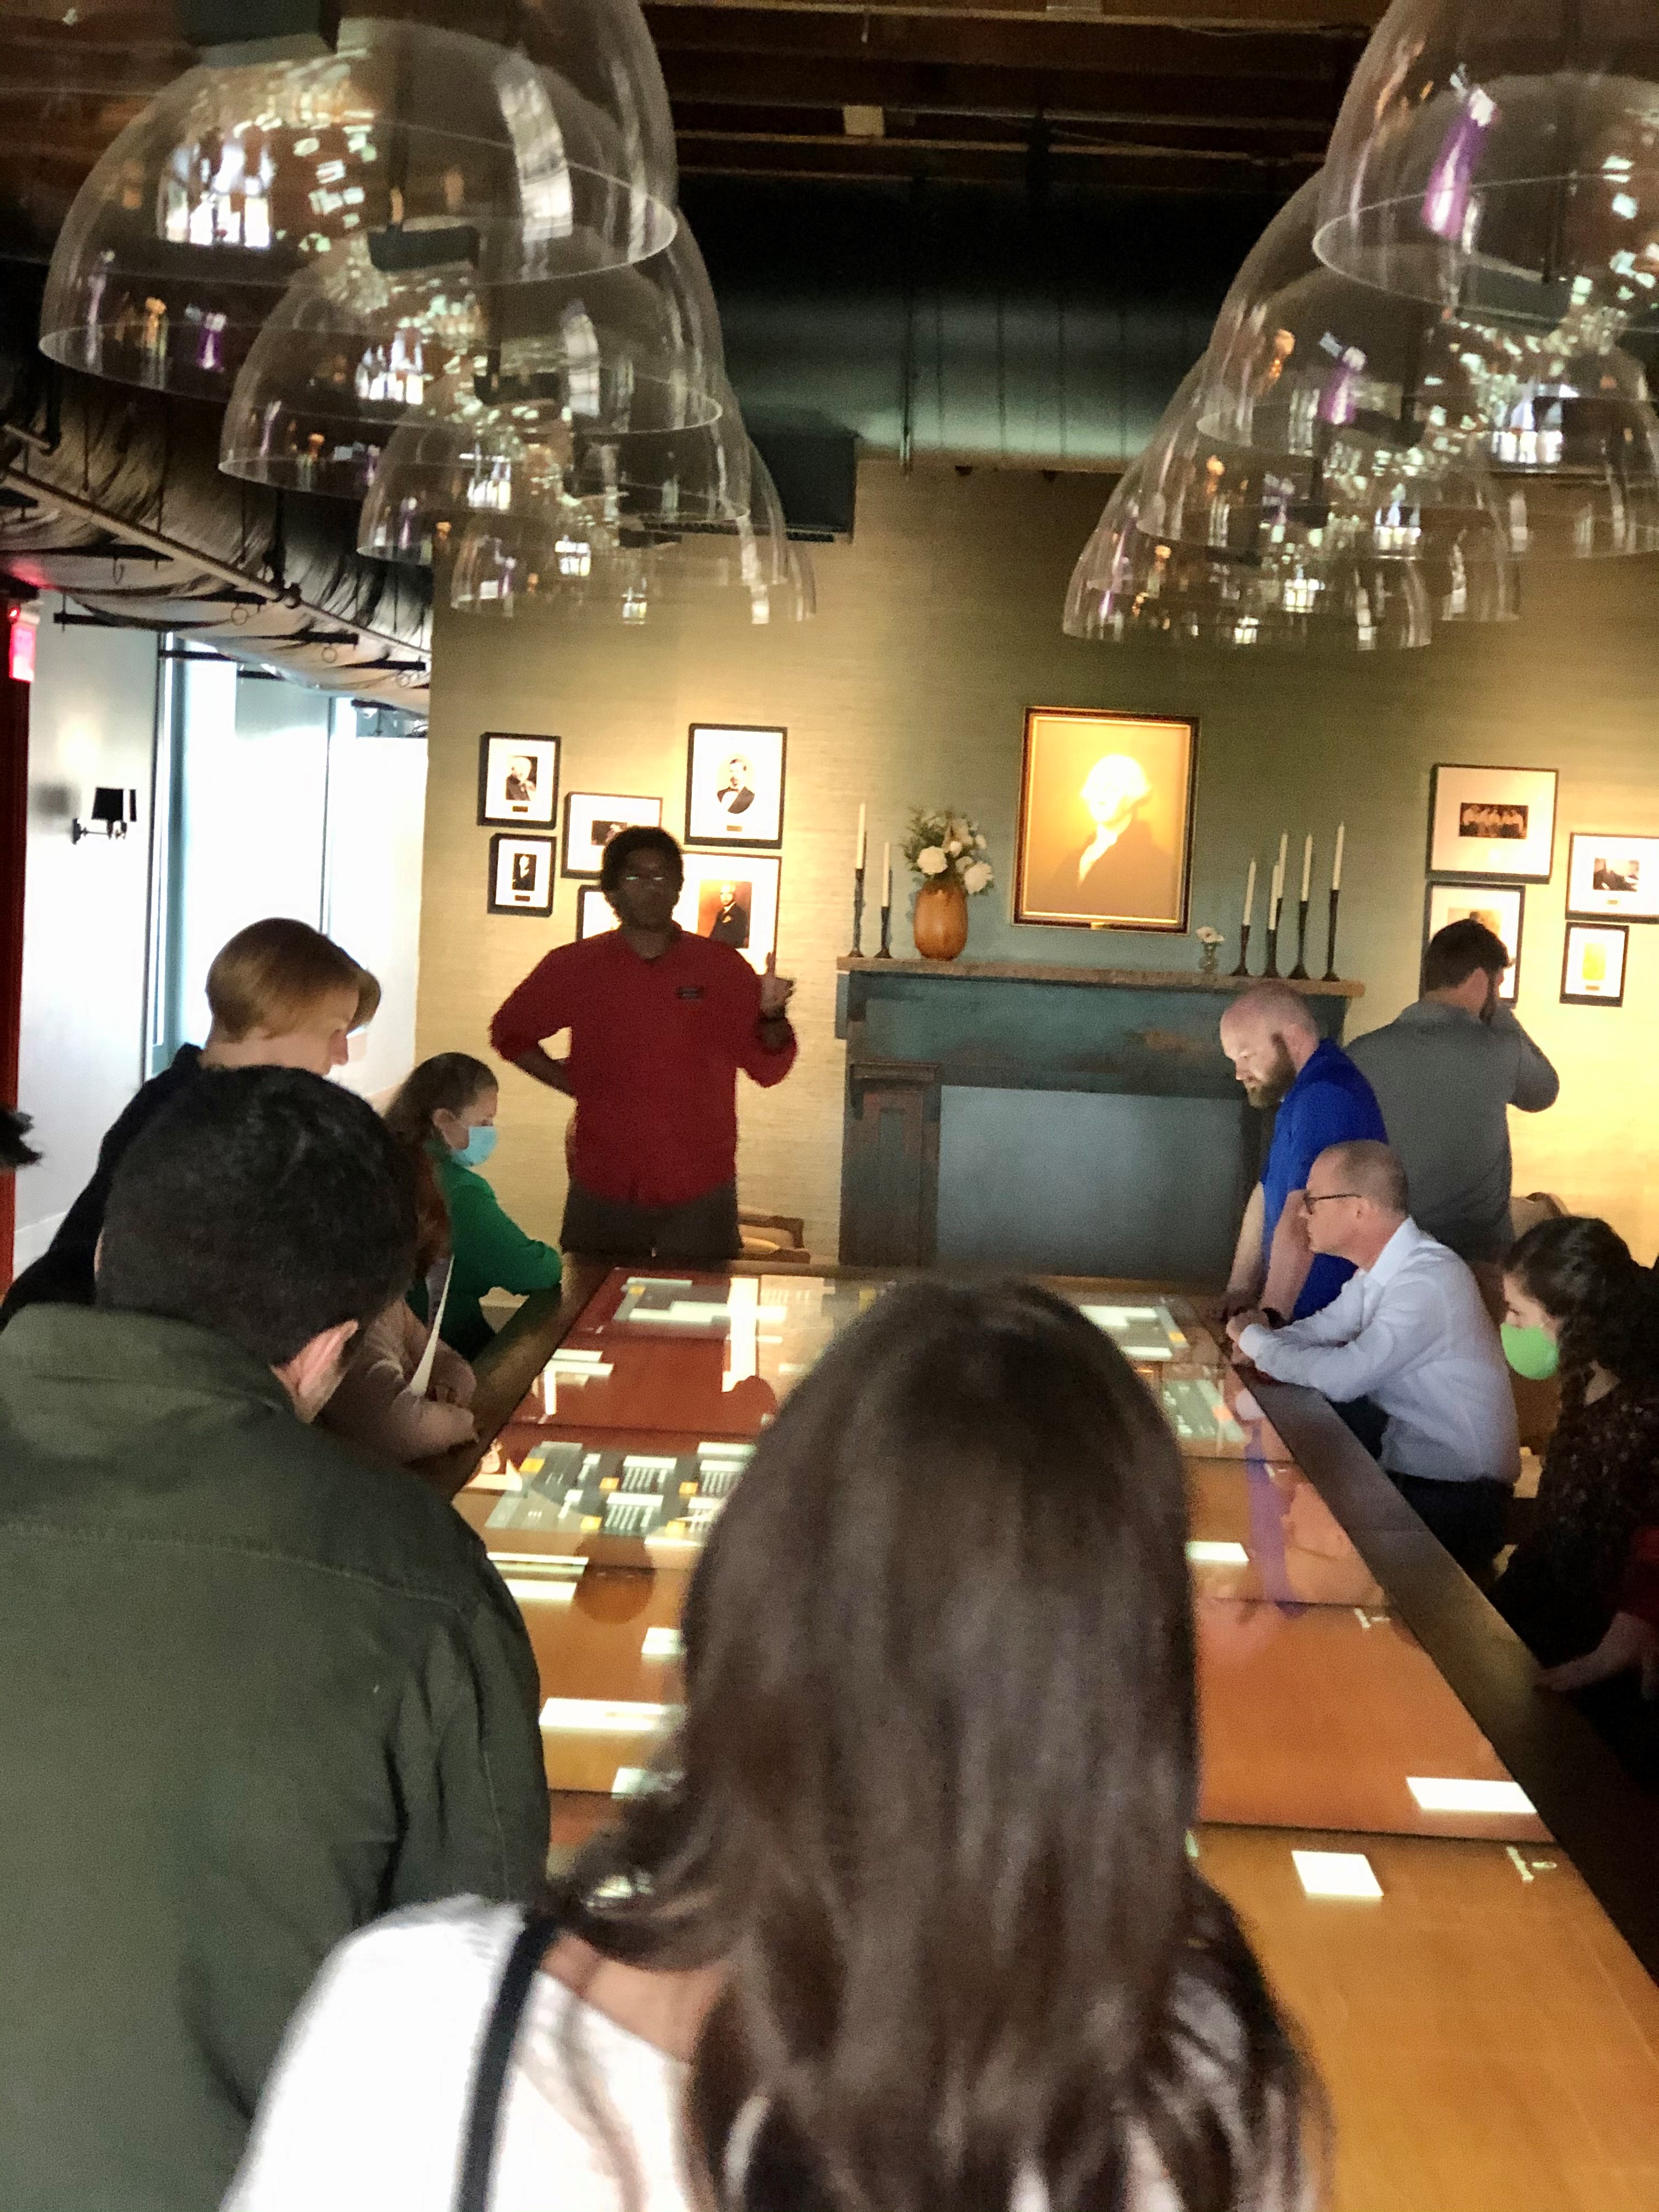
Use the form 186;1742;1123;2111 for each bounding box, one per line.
834;957;1365;1271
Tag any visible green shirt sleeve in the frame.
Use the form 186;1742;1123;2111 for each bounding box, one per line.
445;1165;564;1299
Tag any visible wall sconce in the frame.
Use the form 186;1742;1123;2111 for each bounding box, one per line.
71;787;139;843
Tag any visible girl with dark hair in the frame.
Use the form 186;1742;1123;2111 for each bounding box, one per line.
1492;1215;1659;1669
383;1053;561;1363
228;1280;1319;2212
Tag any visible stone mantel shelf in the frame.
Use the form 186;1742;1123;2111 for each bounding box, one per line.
837;956;1364;1000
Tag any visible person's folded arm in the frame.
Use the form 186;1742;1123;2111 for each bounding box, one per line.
741;1014;798;1085
1491;1006;1561;1111
735;963;798;1086
449;1175;562;1297
490;953;577;1091
1239;1290;1438;1402
1246;1272;1364;1353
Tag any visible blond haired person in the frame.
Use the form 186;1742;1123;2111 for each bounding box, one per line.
0;918;377;1329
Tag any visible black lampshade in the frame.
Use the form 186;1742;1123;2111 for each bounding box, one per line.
90;787;137;828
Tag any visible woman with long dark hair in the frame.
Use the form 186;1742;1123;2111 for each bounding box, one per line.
382;1052;561;1362
228;1280;1318;2212
1493;1215;1659;1668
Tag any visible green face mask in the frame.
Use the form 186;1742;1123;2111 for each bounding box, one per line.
1502;1323;1560;1382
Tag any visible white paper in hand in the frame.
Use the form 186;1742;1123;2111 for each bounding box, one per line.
410;1259;453;1400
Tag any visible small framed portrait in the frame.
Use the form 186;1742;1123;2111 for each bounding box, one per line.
575;884;620;939
1561;922;1628;1007
562;792;664;879
1015;707;1197;932
487;834;555;917
1427;764;1558;883
478;732;559;829
674;850;781;973
685;723;786;849
1565;832;1659;921
1423;883;1524;1004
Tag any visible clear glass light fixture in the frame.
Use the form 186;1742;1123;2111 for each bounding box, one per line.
1316;0;1659;339
1203;171;1659;557
447;447;814;627
1065;381;1510;646
40;12;679;396
357;370;753;563
220;231;729;497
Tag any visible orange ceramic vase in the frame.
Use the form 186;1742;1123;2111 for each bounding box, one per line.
912;877;969;960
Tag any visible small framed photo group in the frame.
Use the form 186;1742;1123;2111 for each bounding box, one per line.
479;723;787;972
1424;763;1647;1008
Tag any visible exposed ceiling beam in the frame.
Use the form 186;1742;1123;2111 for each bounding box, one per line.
660;54;1345;127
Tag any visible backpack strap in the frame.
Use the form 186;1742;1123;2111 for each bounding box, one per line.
455;1909;562;2212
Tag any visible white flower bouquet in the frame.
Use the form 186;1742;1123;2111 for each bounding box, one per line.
902;808;994;895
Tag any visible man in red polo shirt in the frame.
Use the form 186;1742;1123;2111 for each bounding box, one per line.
490;826;797;1261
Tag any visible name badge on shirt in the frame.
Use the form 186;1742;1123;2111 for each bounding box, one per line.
676;985;706;1001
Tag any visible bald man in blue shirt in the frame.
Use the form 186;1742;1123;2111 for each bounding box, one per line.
1220;983;1387;1322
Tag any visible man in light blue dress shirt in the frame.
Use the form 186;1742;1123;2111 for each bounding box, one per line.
1228;1138;1519;1575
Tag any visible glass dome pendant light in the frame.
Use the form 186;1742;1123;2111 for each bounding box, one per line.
40;10;680;399
1314;0;1659;341
218;218;729;498
445;444;814;627
1202;169;1659;559
356;362;754;566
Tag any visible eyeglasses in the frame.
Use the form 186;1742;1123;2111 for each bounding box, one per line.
618;868;676;886
1303;1192;1361;1208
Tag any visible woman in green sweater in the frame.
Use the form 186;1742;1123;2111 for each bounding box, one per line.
383;1054;562;1361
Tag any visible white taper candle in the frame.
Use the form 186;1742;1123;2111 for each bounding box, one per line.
1300;833;1313;903
1332;821;1345;892
856;803;867;871
1243;858;1257;928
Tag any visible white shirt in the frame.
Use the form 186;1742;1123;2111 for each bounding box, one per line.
223;1901;1226;2212
1238;1217;1519;1487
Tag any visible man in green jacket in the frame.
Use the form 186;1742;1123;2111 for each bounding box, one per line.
0;1068;549;2212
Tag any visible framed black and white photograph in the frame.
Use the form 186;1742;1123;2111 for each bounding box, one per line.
575;884;620;939
1565;831;1659;922
1561;922;1628;1007
488;833;555;917
684;723;786;849
1424;882;1523;1003
562;792;664;879
1427;763;1558;883
674;850;781;973
478;732;560;829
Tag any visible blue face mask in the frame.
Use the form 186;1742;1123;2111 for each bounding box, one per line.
455;1123;498;1169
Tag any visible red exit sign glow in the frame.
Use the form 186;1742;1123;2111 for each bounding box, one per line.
8;608;37;685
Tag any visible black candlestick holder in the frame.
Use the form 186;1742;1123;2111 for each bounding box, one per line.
848;864;866;958
1263;917;1281;979
1229;922;1253;978
1289;896;1311;980
876;899;894;958
1322;888;1341;982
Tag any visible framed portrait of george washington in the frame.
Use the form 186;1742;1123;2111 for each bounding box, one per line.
1014;707;1198;932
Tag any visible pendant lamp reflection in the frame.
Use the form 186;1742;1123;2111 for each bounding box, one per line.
219;233;729;497
40;13;679;397
445;447;814;627
357;372;753;563
1201;172;1659;558
1315;0;1659;337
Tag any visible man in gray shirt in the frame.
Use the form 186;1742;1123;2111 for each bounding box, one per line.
1348;918;1559;1276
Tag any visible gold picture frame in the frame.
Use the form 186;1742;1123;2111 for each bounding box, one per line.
1014;707;1198;932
